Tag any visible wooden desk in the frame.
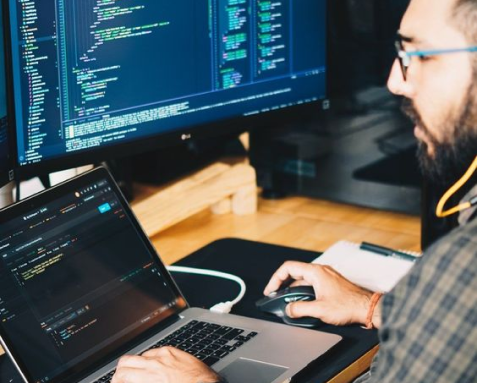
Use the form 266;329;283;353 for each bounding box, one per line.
134;186;421;383
142;193;421;266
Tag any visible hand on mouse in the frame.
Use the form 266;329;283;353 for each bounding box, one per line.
264;261;380;327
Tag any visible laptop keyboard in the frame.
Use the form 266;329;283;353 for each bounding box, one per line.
93;320;258;383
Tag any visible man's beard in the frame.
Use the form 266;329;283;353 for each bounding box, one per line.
401;86;477;188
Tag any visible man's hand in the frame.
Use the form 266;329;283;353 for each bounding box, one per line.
264;261;380;327
112;347;222;383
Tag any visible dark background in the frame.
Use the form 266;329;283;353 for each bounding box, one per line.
250;0;460;248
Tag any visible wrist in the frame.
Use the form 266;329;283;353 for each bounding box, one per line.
198;370;226;383
354;290;374;325
364;292;383;329
371;300;382;329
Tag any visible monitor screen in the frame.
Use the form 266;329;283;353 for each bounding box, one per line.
6;0;327;174
0;2;12;188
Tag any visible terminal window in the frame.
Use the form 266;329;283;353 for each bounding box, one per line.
9;0;327;165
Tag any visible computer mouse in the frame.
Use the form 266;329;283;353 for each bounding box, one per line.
256;286;322;328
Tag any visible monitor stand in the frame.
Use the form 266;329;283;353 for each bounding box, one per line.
104;158;135;202
102;135;247;202
130;135;247;186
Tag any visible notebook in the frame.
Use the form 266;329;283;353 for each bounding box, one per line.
313;241;421;293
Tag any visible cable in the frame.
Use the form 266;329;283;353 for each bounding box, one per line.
166;265;246;314
436;156;477;218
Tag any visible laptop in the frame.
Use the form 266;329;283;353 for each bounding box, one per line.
0;167;341;383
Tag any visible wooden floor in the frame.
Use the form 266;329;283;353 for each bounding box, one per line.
148;194;421;266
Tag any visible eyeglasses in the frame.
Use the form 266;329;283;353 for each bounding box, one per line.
395;38;477;80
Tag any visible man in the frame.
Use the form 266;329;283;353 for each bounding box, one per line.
112;0;477;382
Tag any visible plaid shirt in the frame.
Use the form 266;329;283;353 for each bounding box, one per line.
355;184;477;383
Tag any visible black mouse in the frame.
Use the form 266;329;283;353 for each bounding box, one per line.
256;286;322;328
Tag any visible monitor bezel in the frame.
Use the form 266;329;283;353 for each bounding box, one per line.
0;3;14;189
3;0;329;180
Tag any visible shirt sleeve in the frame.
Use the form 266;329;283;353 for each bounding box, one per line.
361;222;477;383
353;371;371;383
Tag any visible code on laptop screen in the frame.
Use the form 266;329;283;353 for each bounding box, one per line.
0;178;182;383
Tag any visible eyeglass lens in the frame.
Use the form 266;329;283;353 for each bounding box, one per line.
395;39;408;80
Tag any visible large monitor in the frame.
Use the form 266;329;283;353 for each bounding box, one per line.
4;0;327;178
0;3;13;188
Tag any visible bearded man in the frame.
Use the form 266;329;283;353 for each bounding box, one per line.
112;1;477;382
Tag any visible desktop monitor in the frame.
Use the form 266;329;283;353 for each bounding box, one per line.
0;3;13;188
4;0;328;178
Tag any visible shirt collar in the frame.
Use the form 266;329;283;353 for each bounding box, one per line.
458;183;477;226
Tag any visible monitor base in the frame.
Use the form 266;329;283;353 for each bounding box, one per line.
131;135;247;186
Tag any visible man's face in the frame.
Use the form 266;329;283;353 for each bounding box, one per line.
387;0;477;184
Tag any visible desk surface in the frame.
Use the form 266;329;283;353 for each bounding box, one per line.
138;188;421;266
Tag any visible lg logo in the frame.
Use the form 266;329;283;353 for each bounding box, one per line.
181;134;192;141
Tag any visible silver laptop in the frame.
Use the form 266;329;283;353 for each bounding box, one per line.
0;167;341;383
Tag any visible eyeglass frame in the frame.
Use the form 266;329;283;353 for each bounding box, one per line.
395;38;477;80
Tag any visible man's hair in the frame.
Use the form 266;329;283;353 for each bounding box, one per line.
453;0;477;44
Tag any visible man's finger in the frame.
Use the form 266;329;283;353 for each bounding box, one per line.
289;280;311;287
263;261;310;294
116;355;152;369
142;346;175;359
143;346;199;365
112;367;147;383
286;301;323;319
264;262;323;295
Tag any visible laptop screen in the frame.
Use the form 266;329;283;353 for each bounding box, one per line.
0;169;187;383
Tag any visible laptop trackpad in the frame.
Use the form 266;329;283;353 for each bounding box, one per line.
219;358;288;383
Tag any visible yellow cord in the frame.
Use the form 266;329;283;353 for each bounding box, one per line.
436;156;477;218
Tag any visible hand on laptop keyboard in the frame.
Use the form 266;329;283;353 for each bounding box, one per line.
149;320;257;366
112;346;222;383
106;321;256;383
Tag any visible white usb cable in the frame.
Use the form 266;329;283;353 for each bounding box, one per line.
166;265;246;314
